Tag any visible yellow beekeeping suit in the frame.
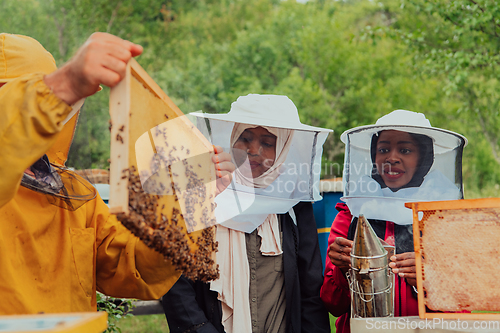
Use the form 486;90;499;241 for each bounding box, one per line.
0;34;180;314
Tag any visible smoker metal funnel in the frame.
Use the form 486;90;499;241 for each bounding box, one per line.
347;214;394;318
352;214;386;258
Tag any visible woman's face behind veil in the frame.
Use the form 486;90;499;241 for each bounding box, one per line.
232;126;277;179
375;130;420;190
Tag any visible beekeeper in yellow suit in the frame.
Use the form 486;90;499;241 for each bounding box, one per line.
0;32;233;314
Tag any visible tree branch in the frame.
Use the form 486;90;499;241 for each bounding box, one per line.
107;1;122;33
50;3;68;59
468;0;485;13
468;0;500;36
445;15;463;28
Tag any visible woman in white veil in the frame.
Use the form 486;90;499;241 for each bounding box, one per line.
162;94;331;333
230;123;294;188
210;123;294;332
320;110;467;333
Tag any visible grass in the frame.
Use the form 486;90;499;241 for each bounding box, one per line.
117;314;169;333
330;314;337;332
117;314;337;333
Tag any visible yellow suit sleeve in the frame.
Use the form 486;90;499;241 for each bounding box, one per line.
0;74;71;207
91;194;181;299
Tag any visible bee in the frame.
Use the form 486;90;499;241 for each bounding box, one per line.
116;170;218;281
116;134;124;143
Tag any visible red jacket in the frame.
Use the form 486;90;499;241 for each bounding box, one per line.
320;203;418;333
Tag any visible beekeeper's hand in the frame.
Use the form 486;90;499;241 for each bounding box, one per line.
213;146;234;196
328;236;353;275
389;252;416;287
44;32;143;106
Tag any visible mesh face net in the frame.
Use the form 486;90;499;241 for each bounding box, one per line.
193;117;329;232
342;126;466;225
21;156;96;211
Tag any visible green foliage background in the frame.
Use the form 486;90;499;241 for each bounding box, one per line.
1;0;499;198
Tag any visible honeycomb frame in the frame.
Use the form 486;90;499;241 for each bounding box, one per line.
407;198;500;320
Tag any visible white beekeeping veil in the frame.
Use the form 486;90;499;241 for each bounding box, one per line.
341;110;467;225
190;94;332;232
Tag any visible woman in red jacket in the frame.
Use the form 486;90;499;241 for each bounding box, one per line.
320;110;467;332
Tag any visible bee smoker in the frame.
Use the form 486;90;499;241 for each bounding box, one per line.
346;214;394;318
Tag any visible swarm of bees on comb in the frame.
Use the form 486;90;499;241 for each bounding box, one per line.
116;166;219;282
109;60;220;282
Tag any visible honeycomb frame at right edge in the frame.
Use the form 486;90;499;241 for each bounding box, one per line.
406;198;500;320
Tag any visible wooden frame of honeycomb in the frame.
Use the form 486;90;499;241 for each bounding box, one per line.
406;198;500;320
108;58;218;281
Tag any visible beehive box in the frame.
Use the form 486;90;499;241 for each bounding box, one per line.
406;198;500;320
108;58;218;281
